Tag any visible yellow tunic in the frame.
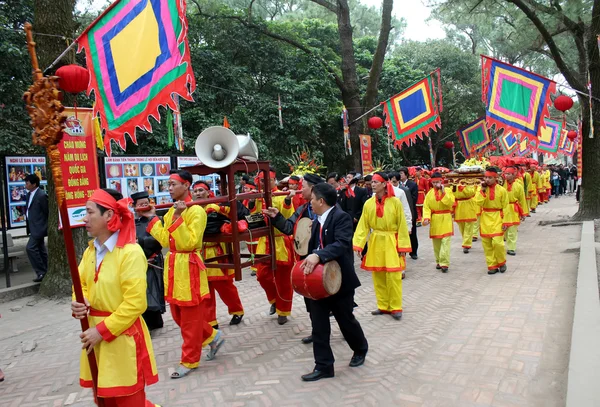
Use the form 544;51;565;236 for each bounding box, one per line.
202;204;233;280
353;195;411;272
524;172;534;199
474;184;509;237
452;185;477;223
543;170;551;191
422;187;455;238
536;171;546;193
77;242;158;397
504;180;529;226
148;202;209;306
256;195;295;264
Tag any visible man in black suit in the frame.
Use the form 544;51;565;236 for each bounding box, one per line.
399;167;419;260
298;183;368;381
24;174;48;282
339;175;369;230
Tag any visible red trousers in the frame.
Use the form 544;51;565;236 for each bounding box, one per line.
101;389;155;406
170;301;215;368
206;279;244;326
416;205;423;222
256;262;293;316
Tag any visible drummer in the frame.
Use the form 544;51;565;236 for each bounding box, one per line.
263;173;324;344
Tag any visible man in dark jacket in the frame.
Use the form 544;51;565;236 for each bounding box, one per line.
24;174;48;282
338;176;369;230
399;167;419;259
297;183;368;381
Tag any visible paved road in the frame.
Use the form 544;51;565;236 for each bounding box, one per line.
0;196;579;407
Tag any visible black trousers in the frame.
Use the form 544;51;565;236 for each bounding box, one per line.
309;289;368;373
26;236;47;277
409;219;418;256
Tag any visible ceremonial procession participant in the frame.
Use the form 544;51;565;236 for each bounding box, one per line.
264;173;324;344
146;170;223;379
399;168;419;259
503;167;529;255
296;183;369;382
192;181;245;328
473;186;482;241
288;175;306;210
536;167;547;205
475;167;509;275
543;166;551;203
255;170;295;325
414;167;430;225
71;188;159;406
523;165;534;214
243;180;260;276
131;191;165;331
422;173;455;272
452;182;477;254
339;176;369;230
529;165;539;212
353;172;411;320
387;171;413;228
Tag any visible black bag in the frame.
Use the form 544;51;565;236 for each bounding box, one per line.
246;213;267;229
205;212;230;234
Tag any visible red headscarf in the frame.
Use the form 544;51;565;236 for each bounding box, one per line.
372;174;395;217
89;189;136;248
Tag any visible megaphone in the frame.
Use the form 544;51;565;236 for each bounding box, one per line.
195;126;239;168
237;133;259;161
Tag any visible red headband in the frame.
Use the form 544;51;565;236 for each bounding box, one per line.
504;167;517;174
257;171;276;179
288;179;299;185
484;171;498;177
372;174;386;183
194;182;210;191
245;184;257;190
89;189;136;248
430;177;443;182
170;174;188;185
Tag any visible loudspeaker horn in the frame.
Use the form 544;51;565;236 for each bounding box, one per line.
195;126;239;168
237;133;259;161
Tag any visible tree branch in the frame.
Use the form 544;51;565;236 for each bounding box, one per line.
309;0;337;13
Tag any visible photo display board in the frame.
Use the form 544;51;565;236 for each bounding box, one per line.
5;156;48;228
104;156;172;205
176;156;219;194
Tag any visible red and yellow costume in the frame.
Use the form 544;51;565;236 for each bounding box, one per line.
474;176;509;271
77;190;158;406
453;185;477;250
503;168;529;253
415;173;430;223
543;168;551;203
288;178;306;210
255;172;295;316
147;178;216;369
523;170;533;213
530;169;540;210
353;176;411;315
536;168;547;204
423;184;455;268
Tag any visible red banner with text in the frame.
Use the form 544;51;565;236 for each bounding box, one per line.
58;108;100;227
359;134;373;175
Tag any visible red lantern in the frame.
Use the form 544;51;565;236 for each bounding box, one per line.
567;130;577;141
444;141;454;149
367;116;383;129
489;145;497;152
554;95;574;112
56;65;90;94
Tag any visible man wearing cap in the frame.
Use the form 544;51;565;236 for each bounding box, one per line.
422;173;455;273
452;182;477;255
503;166;528;256
131;191;165;331
146;170;224;379
414;167;430;225
71;188;159;406
475;167;509;275
255;170;295;325
353;172;411;320
192;181;245;329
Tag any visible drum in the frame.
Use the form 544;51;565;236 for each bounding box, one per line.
291;260;342;300
293;217;312;256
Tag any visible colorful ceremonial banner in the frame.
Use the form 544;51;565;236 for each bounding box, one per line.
359;135;373;175
517;139;531;157
535;118;562;157
104;156;172;204
481;55;556;144
500;131;518;155
4;156;48;228
77;0;196;155
456;116;490;158
382;69;442;149
58;107;101;227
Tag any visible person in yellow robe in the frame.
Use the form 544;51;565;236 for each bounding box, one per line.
529;167;540;212
422;173;455;272
71;188;159;406
536;167;546;205
543;167;551;203
146;170;223;379
452;183;477;254
523;167;534;214
502;167;529;256
353;172;411;320
475;167;509;275
255;170;295;325
472;185;482;241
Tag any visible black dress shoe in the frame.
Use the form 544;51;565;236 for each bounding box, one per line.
33;276;43;283
269;304;276;315
301;335;313;344
301;369;334;381
463;248;469;254
391;311;402;320
277;315;288;325
349;353;366;367
499;265;507;273
410;254;418;260
436;264;442;270
230;315;243;325
507;250;516;256
371;309;385;315
488;268;499;275
441;267;449;273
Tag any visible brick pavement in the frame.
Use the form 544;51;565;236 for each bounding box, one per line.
0;196;580;407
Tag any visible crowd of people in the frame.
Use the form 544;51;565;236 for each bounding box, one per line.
59;158;574;405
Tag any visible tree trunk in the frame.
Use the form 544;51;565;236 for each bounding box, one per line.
33;0;88;296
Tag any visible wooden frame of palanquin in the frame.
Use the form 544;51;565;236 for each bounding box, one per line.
184;160;276;281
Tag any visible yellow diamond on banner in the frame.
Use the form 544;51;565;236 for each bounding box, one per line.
538;124;553;144
109;2;161;91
